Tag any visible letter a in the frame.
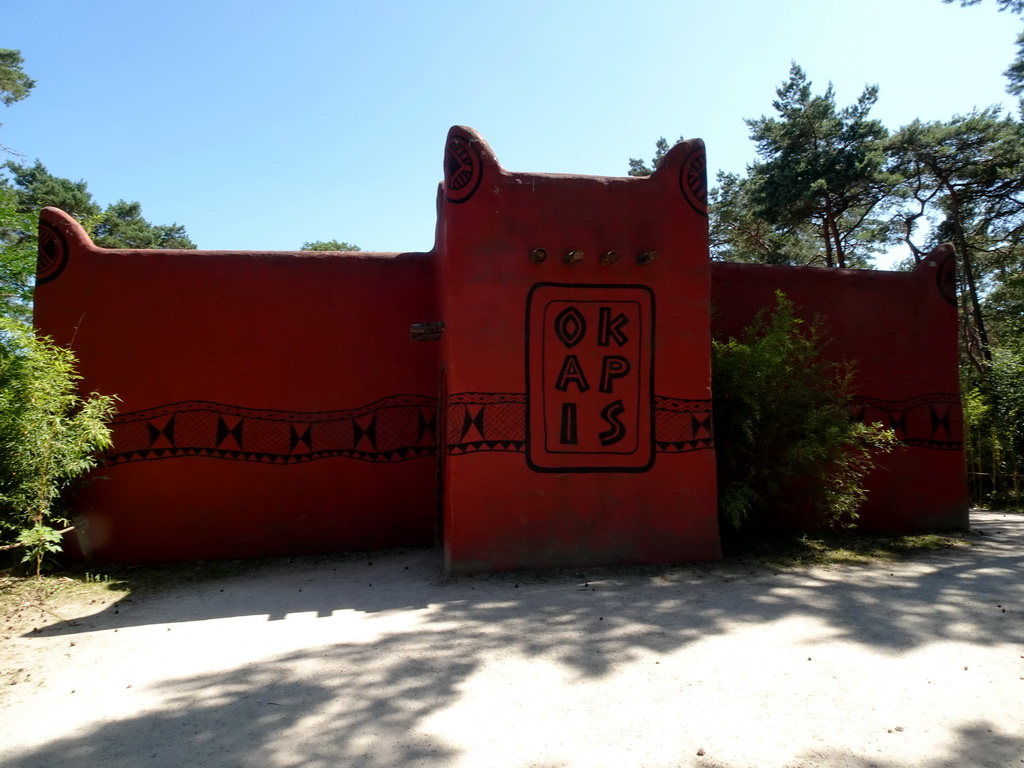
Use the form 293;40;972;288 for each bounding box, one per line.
554;355;590;393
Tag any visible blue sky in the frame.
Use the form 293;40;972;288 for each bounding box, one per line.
2;0;1018;261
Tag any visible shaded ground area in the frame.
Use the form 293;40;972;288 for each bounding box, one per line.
0;511;1021;768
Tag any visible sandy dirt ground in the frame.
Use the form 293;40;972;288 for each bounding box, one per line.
0;510;1021;768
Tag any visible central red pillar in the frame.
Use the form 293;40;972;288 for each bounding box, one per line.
437;126;721;572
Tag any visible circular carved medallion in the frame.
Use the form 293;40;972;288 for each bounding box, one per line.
444;135;483;204
37;220;69;285
937;252;957;306
679;145;708;217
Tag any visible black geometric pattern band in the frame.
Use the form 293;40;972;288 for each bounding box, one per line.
446;393;715;455
447;393;528;455
100;395;440;466
653;396;714;453
851;393;963;450
97;391;960;467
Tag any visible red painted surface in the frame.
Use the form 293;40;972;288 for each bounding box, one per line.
32;125;967;568
711;249;969;532
438;127;721;572
35;209;439;562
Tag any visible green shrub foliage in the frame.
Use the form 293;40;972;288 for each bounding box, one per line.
712;293;897;534
0;318;117;574
963;346;1024;508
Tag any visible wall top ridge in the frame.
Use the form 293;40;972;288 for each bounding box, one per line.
442;125;708;217
38;207;432;262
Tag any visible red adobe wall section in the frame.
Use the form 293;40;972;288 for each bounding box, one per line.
34;208;440;563
710;249;969;532
31;127;967;567
437;126;722;572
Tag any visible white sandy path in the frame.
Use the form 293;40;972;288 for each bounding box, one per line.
0;510;1021;768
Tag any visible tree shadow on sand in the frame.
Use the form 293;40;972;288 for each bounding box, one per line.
36;513;1024;657
4;512;1022;766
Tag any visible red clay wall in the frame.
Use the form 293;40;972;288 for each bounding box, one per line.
35;208;440;562
711;250;969;532
437;127;722;572
32;126;968;567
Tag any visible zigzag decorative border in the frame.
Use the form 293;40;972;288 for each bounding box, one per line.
100;395;440;466
447;393;527;455
97;390;961;467
653;397;714;453
851;393;963;450
445;393;715;455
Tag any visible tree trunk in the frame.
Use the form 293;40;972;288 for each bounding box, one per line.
821;220;834;268
829;215;846;269
946;183;993;367
823;196;844;268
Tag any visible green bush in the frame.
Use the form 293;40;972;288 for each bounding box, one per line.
711;292;897;536
0;318;117;574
